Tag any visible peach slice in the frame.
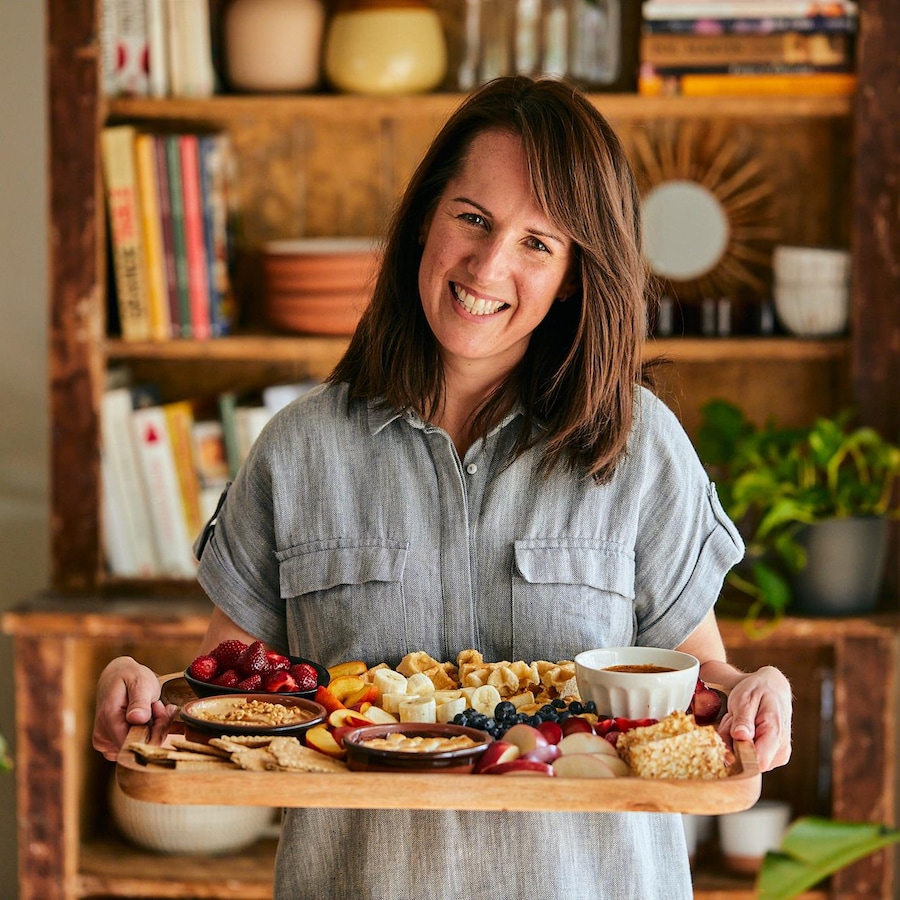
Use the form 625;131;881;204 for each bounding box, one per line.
327;660;368;679
343;682;379;707
328;675;368;704
328;708;375;729
314;685;346;714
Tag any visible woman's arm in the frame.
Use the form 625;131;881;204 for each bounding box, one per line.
677;609;793;773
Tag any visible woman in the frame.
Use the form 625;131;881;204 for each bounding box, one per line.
95;76;791;899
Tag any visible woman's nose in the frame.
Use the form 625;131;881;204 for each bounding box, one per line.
467;235;510;285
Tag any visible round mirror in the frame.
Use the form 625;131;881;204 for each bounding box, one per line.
641;180;730;281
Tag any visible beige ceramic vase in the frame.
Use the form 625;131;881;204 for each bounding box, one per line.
324;0;448;95
224;0;327;92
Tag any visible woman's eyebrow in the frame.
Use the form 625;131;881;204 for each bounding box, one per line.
450;195;566;244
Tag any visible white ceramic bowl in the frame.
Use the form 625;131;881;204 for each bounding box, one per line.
109;777;274;855
574;647;700;720
772;245;850;284
773;280;849;337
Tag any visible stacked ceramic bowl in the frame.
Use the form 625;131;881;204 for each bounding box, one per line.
262;237;380;335
772;245;851;337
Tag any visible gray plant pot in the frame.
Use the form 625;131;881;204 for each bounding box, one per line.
791;516;889;616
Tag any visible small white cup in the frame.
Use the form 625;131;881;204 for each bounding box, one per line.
718;799;792;874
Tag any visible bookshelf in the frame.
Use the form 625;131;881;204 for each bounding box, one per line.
3;0;898;897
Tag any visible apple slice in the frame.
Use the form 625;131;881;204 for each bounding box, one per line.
480;759;556;776
473;740;520;773
328;708;375;728
520;744;562;765
359;705;399;725
536;720;563;745
557;731;621;757
502;723;548;756
304;724;346;759
560;716;593;737
552;753;620;779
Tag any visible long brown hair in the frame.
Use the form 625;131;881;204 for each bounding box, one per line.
330;76;649;483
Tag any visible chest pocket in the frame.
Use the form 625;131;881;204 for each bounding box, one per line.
276;541;409;665
511;541;636;660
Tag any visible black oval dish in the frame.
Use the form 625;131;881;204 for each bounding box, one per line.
184;655;330;700
180;694;327;744
342;723;493;774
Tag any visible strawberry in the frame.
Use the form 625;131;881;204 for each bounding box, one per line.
290;662;319;692
265;650;291;672
188;655;219;683
236;674;263;691
211;639;248;670
211;669;240;688
239;640;271;675
263;670;299;693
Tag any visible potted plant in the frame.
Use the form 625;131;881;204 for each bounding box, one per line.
696;399;900;622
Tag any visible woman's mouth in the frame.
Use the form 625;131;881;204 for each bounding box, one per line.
452;282;509;316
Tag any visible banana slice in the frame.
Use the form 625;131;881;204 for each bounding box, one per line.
436;696;466;724
399;696;437;723
470;684;502;717
373;669;408;699
381;692;416;715
406;672;436;694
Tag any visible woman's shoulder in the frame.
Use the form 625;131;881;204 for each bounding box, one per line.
630;386;703;465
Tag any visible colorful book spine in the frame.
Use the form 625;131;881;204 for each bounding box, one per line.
641;61;853;76
179;134;212;340
640;31;853;67
133;132;172;341
132;404;198;577
112;0;150;97
642;1;857;18
145;0;169;98
163;400;204;540
153;135;181;337
164;134;192;337
642;16;858;34
198;133;235;336
639;70;858;96
100;125;152;342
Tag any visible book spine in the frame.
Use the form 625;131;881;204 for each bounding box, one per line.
179;134;212;340
165;0;186;97
133;133;172;341
115;0;150;97
640;61;854;76
642;16;858;34
100;126;152;342
181;0;217;98
640;32;853;67
144;0;169;98
153;135;181;337
639;70;858;96
163;401;204;539
198;134;235;336
101;386;161;576
190;419;231;488
642;1;857;19
164;134;192;337
131;405;198;577
217;392;242;479
99;0;120;97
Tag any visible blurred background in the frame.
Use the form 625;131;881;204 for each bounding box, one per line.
0;1;49;895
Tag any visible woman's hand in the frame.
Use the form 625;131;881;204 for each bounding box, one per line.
92;656;176;761
717;665;793;773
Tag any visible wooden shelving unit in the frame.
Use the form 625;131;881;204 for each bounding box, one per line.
3;0;897;897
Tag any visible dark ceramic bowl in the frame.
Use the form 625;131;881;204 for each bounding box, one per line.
342;723;493;774
180;694;327;744
184;655;330;700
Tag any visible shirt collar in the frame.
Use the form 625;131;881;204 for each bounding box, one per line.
365;397;526;438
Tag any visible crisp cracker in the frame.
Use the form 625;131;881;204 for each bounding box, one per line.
230;746;277;771
169;736;232;758
267;737;348;773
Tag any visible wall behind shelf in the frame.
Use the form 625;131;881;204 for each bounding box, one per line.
0;1;49;895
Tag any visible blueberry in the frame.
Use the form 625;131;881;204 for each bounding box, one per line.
583;700;597;714
539;704;557;720
526;715;542;728
569;701;584;715
495;701;516;718
551;698;567;709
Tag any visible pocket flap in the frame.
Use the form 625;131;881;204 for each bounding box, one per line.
514;541;635;600
277;542;408;599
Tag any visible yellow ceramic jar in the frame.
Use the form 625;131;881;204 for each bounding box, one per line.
324;0;448;95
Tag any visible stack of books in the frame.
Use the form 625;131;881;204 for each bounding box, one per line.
639;1;858;96
101;374;321;578
100;125;236;342
101;0;216;99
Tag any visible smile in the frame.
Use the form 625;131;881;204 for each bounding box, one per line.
452;282;509;316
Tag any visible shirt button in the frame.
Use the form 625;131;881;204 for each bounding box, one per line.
466;463;478;475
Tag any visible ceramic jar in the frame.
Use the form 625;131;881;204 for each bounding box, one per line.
324;0;448;95
224;0;326;92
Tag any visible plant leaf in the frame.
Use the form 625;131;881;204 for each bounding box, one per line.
756;817;900;899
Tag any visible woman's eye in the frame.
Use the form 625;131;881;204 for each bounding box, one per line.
459;212;487;228
526;236;551;253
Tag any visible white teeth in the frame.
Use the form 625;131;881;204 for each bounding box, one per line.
453;283;506;316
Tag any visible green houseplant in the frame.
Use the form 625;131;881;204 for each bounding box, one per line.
696;399;900;623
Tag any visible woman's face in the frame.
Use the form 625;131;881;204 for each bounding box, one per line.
418;129;576;380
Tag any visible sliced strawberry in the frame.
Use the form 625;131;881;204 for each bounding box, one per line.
211;669;240;688
265;651;291;672
263;670;299;693
211;639;248;670
236;674;263;691
188;655;219;683
239;640;271;675
602;729;622;747
593;717;616;736
290;662;319;692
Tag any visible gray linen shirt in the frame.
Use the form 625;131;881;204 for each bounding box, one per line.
198;381;744;900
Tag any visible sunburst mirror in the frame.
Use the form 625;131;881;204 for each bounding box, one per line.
629;121;778;301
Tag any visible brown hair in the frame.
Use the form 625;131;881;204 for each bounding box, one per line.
330;76;649;483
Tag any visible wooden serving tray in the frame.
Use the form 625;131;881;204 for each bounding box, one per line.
116;678;761;816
